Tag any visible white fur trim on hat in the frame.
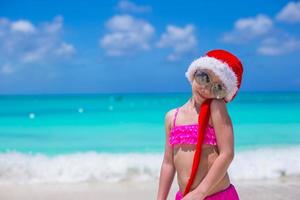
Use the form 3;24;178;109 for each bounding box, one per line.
185;56;238;102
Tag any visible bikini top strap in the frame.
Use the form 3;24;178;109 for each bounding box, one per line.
173;107;180;127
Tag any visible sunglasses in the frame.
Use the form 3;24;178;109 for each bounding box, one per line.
194;70;227;99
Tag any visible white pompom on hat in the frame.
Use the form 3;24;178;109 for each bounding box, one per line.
185;49;244;103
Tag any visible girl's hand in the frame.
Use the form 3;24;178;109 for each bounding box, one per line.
182;190;205;200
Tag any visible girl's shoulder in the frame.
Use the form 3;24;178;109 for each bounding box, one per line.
165;107;179;120
164;106;180;128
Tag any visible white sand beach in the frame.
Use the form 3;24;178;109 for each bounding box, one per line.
0;176;299;200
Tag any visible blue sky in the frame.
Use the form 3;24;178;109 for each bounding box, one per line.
0;0;299;94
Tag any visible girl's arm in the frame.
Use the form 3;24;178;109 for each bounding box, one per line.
157;110;176;200
194;99;235;197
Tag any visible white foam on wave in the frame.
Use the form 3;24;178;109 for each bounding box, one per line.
0;151;163;184
229;146;300;180
0;146;300;184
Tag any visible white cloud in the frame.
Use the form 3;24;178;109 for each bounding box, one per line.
55;42;76;56
257;36;300;55
221;6;300;56
11;20;36;33
100;14;154;56
22;47;49;63
116;0;151;13
222;14;273;44
0;16;76;74
0;63;14;75
43;15;63;33
156;24;197;61
276;1;300;23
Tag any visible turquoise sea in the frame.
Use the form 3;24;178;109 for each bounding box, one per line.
0;92;300;183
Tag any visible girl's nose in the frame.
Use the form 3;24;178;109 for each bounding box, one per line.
200;84;209;91
200;85;211;94
200;84;206;89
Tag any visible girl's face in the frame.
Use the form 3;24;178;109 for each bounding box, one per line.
191;68;226;102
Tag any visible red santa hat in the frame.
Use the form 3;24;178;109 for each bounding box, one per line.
185;49;244;103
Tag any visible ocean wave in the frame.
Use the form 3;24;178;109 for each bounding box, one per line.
0;146;300;184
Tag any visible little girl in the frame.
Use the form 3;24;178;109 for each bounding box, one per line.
157;49;243;200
